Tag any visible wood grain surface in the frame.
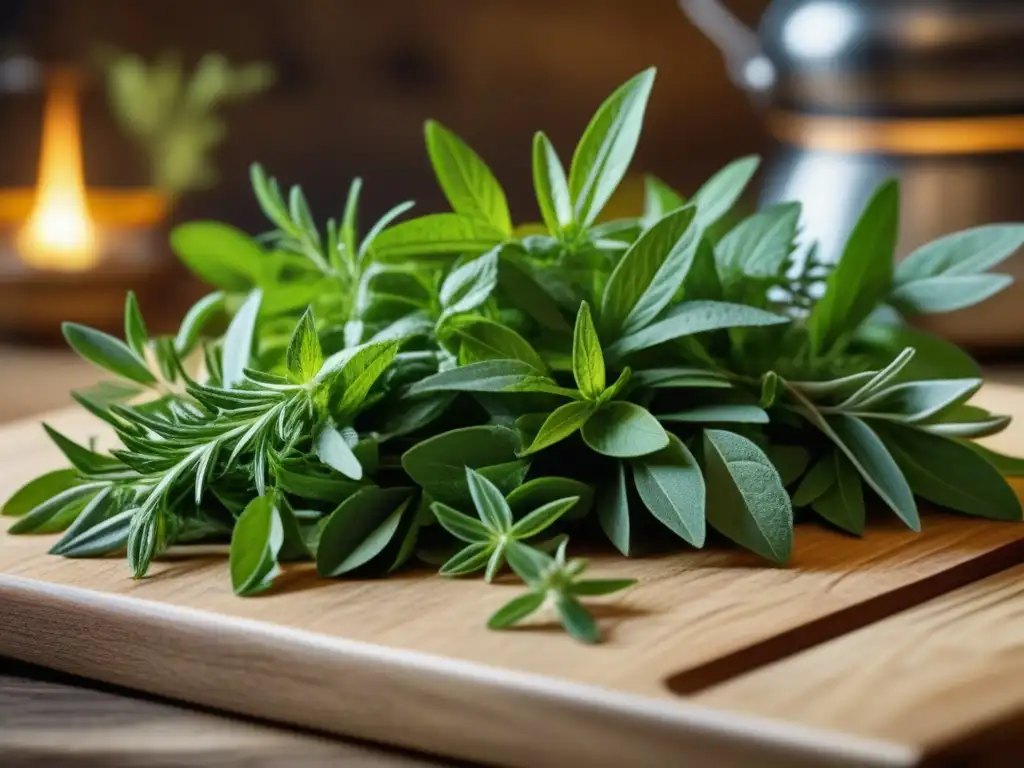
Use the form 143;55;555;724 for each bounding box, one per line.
2;384;1024;765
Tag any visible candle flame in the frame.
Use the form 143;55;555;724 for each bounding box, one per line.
17;72;98;271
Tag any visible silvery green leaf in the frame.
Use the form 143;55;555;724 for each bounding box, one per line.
642;175;686;228
497;252;572;333
811;453;865;534
329;340;400;418
447;317;547;372
440;542;493;577
62;323;156;387
372;213;505;262
657;404;768;424
581;402;668;458
628;367;730;391
891;274;1012;315
488;591;546;629
505;541;554;586
425;120;511;235
631;434;705;546
716;202;800;283
572;301;606;399
465;467;513;533
569;68;655;227
597;461;631;556
837;348;916;408
439;248;500;315
895;224;1024;281
124;292;148;359
8;483;105;535
703;429;793;562
431;501;490;542
52;507;134;558
691;156;760;229
401;425;521;505
765;444;810;486
850;378;982;423
607;301;787;359
510;496;578;539
221;289;263;388
854;322;981;381
556;596;600;644
917;404;1010;439
408;359;539;395
127;509;160;579
230;494;284;595
358;201;416;261
532;131;573;233
807;180;899;354
379;392;455;440
2;469;79;518
315;424;363;481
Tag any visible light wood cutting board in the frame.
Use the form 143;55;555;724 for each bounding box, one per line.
3;385;1024;767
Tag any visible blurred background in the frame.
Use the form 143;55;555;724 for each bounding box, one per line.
0;0;1022;420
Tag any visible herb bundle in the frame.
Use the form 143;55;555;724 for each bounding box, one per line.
6;68;1024;644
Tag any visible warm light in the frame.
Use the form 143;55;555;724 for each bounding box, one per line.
17;72;98;271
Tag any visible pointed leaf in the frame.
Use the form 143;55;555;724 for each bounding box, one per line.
407;359;540;395
572;301;606;399
3;469;79;517
372;214;505;262
285;308;323;383
716;202;800;282
316;487;413;577
691;156;760;229
597;461;631;556
62;323;156;386
465;467;512;533
556;596;600;644
581;401;668;458
811;453;866;534
488;591;546;629
510;496;578;539
222;289;262;388
891;273;1012;315
532;131;572;233
315;424;363;480
230;494;284;596
631;434;705;546
895;224;1024;281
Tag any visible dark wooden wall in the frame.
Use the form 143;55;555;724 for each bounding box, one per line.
4;0;768;232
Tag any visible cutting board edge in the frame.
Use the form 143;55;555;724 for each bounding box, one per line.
0;573;916;768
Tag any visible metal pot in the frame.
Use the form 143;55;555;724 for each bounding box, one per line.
680;0;1024;352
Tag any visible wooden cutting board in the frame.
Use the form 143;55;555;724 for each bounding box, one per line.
3;385;1024;767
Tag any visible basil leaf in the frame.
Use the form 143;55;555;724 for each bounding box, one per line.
716;202;800;283
607;300;787;359
230;494;284;596
879;425;1021;521
425;120;511;235
657;404;768;424
170;221;267;290
569;68;656;227
532;131;573;234
62;323;156;386
572;301;606;399
372;213;505;262
2;468;79;517
631;434;705;546
439;247;499;316
811;453;865;534
408;359;540;395
581;402;668;458
895;223;1024;281
401;425;521;504
601;205;698;335
691;156;760;229
221;289;262;388
807;180;899;354
791;454;836;507
285;308;323;383
316;487;413;577
891;274;1012;315
488;592;545;629
519;401;596;456
315;424;363;481
702;429;793;562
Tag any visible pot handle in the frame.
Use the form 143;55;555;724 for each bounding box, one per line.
678;0;775;96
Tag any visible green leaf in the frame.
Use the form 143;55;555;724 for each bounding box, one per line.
581;401;668;458
510;496;578;539
855;323;981;381
657;404;769;424
572;301;606;399
607;300;787;359
62;323;156;386
285;308;323;383
401;425;521;504
315;424;363;481
569;68;656;227
49;487;115;555
126;510;159;579
448;317;547;372
716;202;800;283
439;542;493;577
465;467;513;533
2;469;79;517
42;425;121;475
505;541;554;586
918;405;1009;439
791;454;836;507
425;120;511;235
431;501;490;542
372;213;505;262
631;434;705;546
962;442;1024;477
124;292;148;358
691;156;760;229
408;359;541;395
230;494;284;596
570;579;636;597
811;453;866;534
682;237;723;301
765;444;810;486
488;592;546;629
379;392;456;439
359;201;416;261
891;274;1012;315
329;341;400;417
221;289;262;388
174;292;225;356
274;462;363;502
642;175;686;226
879;425;1022;522
532;131;572;233
170;221;267;290
628;367;730;390
597;461;631;556
838;348;916;408
497;253;572;333
807;180;899;354
439;248;499;317
601;205;698;335
851;379;981;423
8;483;104;534
895;224;1024;281
702;429;793;562
316;487;413;577
507;477;594;522
556;596;600;644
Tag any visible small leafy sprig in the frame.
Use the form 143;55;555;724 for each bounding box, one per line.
6;65;1024;646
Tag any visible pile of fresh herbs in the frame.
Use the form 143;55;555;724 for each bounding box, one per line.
5;68;1024;644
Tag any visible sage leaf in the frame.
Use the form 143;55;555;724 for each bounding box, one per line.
507;477;594;522
962;442;1024;477
895;223;1024;281
488;592;546;629
597;461;631;556
691;156;760;229
918;405;1010;439
230;494;284;596
807;180;899;354
702;429;793;562
569;68;655;227
408;359;540;395
329;340;400;417
222;289;262;388
581;401;668;458
657;404;769;424
891;274;1012;315
316;487;413;577
448;317;547;372
315;424;363;481
851;378;981;423
765;444;810;486
532;131;572;233
62;323;156;386
572;301;606;399
631;434;705;546
811;453;866;534
425;120;511;235
607;300;787;359
401;425;521;504
519;401;595;456
855;322;980;381
791;455;836;507
497;253;572;332
716;202;800;283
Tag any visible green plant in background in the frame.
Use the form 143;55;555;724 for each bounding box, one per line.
5;68;1024;644
97;49;275;201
